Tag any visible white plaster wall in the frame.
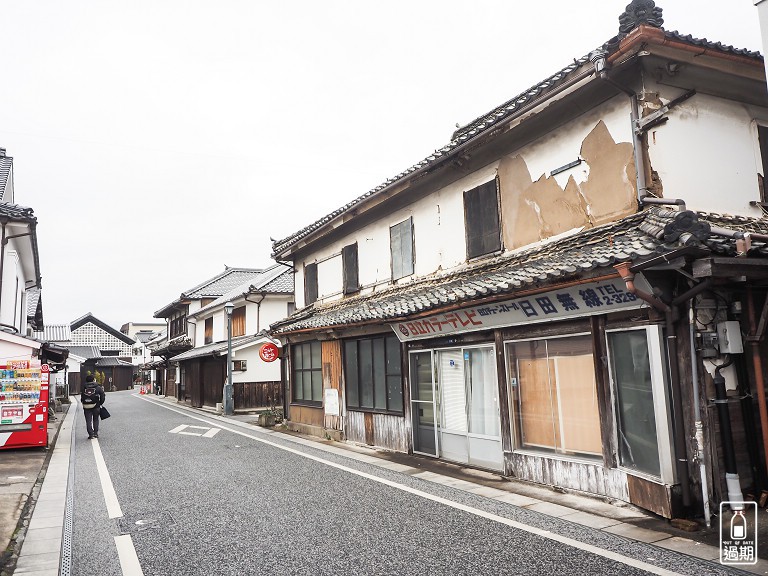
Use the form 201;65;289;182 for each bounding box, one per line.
646;87;768;217
259;298;291;330
231;344;281;383
296;99;635;308
0;250;21;331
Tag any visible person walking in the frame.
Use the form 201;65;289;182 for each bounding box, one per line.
81;374;105;439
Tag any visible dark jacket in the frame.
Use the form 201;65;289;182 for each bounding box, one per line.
81;383;105;409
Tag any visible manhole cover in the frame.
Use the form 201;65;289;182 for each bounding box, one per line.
117;510;175;535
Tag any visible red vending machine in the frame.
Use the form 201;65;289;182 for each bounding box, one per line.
0;361;49;449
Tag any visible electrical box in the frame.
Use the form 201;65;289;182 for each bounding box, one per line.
716;321;743;354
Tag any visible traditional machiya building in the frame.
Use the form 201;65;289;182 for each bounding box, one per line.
269;1;768;520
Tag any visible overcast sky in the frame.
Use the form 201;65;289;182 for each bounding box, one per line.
0;0;763;330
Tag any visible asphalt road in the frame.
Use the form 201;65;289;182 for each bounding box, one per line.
66;391;743;576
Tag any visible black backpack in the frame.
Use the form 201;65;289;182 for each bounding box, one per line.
82;385;99;405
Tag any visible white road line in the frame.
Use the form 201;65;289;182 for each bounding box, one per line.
91;439;123;519
178;431;203;436
136;396;684;576
202;428;220;438
169;424;187;434
114;535;145;576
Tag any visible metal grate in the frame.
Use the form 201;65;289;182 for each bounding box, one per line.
60;415;76;576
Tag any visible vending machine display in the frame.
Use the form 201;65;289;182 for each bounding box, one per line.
0;361;50;449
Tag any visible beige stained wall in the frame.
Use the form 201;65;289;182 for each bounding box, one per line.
499;120;637;249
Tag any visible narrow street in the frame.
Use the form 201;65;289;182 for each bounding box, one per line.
57;391;742;576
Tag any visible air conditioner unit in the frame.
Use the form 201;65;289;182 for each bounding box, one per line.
232;360;247;371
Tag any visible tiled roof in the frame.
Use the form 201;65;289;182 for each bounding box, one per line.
169;334;263;362
154;267;264;317
0;155;11;199
271;207;768;334
271;17;762;258
0;202;36;223
192;264;294;317
33;323;71;342
183;267;263;299
93;357;133;367
62;345;101;359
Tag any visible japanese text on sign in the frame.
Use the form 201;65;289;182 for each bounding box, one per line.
391;279;642;341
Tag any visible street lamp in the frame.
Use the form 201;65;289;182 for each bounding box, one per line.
224;301;234;415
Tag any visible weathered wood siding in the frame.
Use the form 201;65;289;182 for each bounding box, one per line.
322;340;343;431
507;453;629;501
345;410;409;452
290;404;324;427
234;381;282;409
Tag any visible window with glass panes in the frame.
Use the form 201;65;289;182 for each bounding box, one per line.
344;335;403;413
291;341;322;405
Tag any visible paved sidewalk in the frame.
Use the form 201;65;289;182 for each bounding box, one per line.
0;403;71;576
4;394;768;575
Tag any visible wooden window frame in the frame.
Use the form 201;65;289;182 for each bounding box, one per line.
291;341;322;406
464;179;501;259
344;335;403;415
231;306;246;337
390;217;414;281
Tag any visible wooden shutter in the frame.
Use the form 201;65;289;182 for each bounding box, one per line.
342;243;359;295
390;217;414;280
304;263;318;305
465;180;501;258
232;307;246;337
204;317;213;344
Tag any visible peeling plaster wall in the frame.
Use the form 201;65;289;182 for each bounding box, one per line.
645;86;768;217
499;98;637;249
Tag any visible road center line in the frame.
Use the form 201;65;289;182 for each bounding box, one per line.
115;535;145;576
92;438;123;519
136;395;684;576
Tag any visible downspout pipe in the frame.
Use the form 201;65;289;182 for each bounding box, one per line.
615;262;692;508
591;51;648;202
689;300;711;527
746;286;768;495
712;357;745;509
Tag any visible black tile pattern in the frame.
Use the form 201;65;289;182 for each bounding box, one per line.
271;208;768;334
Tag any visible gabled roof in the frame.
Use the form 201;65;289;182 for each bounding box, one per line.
271;1;763;259
0;202;42;289
154;267;265;318
70;313;136;345
91;357;133;367
271;207;768;335
134;330;159;344
191;263;294;318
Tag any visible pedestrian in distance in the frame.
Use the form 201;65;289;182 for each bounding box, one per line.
81;374;105;439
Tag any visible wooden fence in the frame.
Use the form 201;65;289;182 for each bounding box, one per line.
234;381;282;409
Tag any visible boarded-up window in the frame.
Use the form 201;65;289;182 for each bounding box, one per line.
390;217;414;280
342;243;359;295
464;180;501;259
506;335;601;458
304;262;318;305
292;341;322;405
232;306;246;337
204;317;213;344
344;335;403;414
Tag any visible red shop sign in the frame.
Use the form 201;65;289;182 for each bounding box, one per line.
259;343;279;363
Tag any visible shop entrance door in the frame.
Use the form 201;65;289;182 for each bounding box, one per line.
436;346;503;471
410;351;438;456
